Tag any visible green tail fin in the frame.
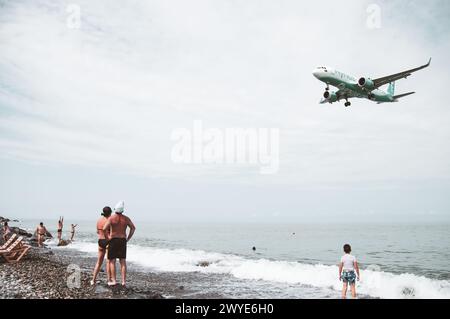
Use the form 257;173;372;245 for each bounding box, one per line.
387;82;395;96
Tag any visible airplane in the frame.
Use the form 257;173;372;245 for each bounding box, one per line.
312;58;431;107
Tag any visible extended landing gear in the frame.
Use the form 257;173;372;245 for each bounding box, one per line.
325;84;329;91
344;99;351;107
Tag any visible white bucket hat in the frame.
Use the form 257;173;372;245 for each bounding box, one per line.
114;200;125;213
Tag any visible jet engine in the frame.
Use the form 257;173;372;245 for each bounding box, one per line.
358;77;375;90
323;90;338;103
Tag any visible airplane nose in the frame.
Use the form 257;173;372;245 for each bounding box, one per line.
312;70;321;78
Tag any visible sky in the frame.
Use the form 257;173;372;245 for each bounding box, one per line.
0;0;449;223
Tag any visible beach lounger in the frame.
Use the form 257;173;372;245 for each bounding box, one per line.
0;236;23;254
0;236;31;263
0;233;17;250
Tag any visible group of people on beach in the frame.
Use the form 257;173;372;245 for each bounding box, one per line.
4;206;360;297
34;217;78;247
30;200;136;287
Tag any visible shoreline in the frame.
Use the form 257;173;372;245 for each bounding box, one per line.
0;246;167;299
2;218;448;299
0;244;228;299
0;216;223;299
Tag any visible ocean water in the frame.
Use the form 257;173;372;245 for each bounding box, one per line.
14;219;450;299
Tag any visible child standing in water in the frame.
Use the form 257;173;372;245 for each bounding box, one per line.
339;244;360;299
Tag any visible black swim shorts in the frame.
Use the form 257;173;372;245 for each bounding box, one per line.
107;238;127;260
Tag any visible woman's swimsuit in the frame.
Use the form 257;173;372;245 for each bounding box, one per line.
97;228;109;249
98;239;109;249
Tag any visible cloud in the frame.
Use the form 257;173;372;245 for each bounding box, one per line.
0;0;449;187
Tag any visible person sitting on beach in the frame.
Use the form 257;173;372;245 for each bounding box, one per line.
70;224;78;241
36;222;48;248
57;216;64;243
2;221;12;241
103;200;136;287
91;207;112;285
338;243;360;299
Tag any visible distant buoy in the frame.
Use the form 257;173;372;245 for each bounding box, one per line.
252;246;256;251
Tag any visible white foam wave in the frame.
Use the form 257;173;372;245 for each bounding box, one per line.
60;240;450;299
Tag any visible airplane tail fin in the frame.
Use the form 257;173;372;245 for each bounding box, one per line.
387;82;395;96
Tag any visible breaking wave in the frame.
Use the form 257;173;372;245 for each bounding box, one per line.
56;240;450;299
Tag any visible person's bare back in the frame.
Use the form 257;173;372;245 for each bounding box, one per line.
102;201;136;286
96;217;109;240
108;213;133;239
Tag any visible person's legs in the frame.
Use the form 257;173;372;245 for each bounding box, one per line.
119;258;127;286
106;249;111;282
91;248;106;284
108;259;117;285
350;283;357;298
342;282;348;299
107;239;118;285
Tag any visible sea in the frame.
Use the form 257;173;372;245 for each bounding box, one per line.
14;219;450;299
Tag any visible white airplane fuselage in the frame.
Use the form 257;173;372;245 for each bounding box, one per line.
312;67;394;104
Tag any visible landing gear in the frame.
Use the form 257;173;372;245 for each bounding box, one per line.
325;84;329;91
344;98;351;107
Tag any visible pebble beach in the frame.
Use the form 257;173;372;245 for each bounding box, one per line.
0;216;179;299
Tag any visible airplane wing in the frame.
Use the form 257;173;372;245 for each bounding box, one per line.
320;88;364;104
336;88;363;99
372;58;431;88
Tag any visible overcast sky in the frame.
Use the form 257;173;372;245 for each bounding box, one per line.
0;0;449;222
